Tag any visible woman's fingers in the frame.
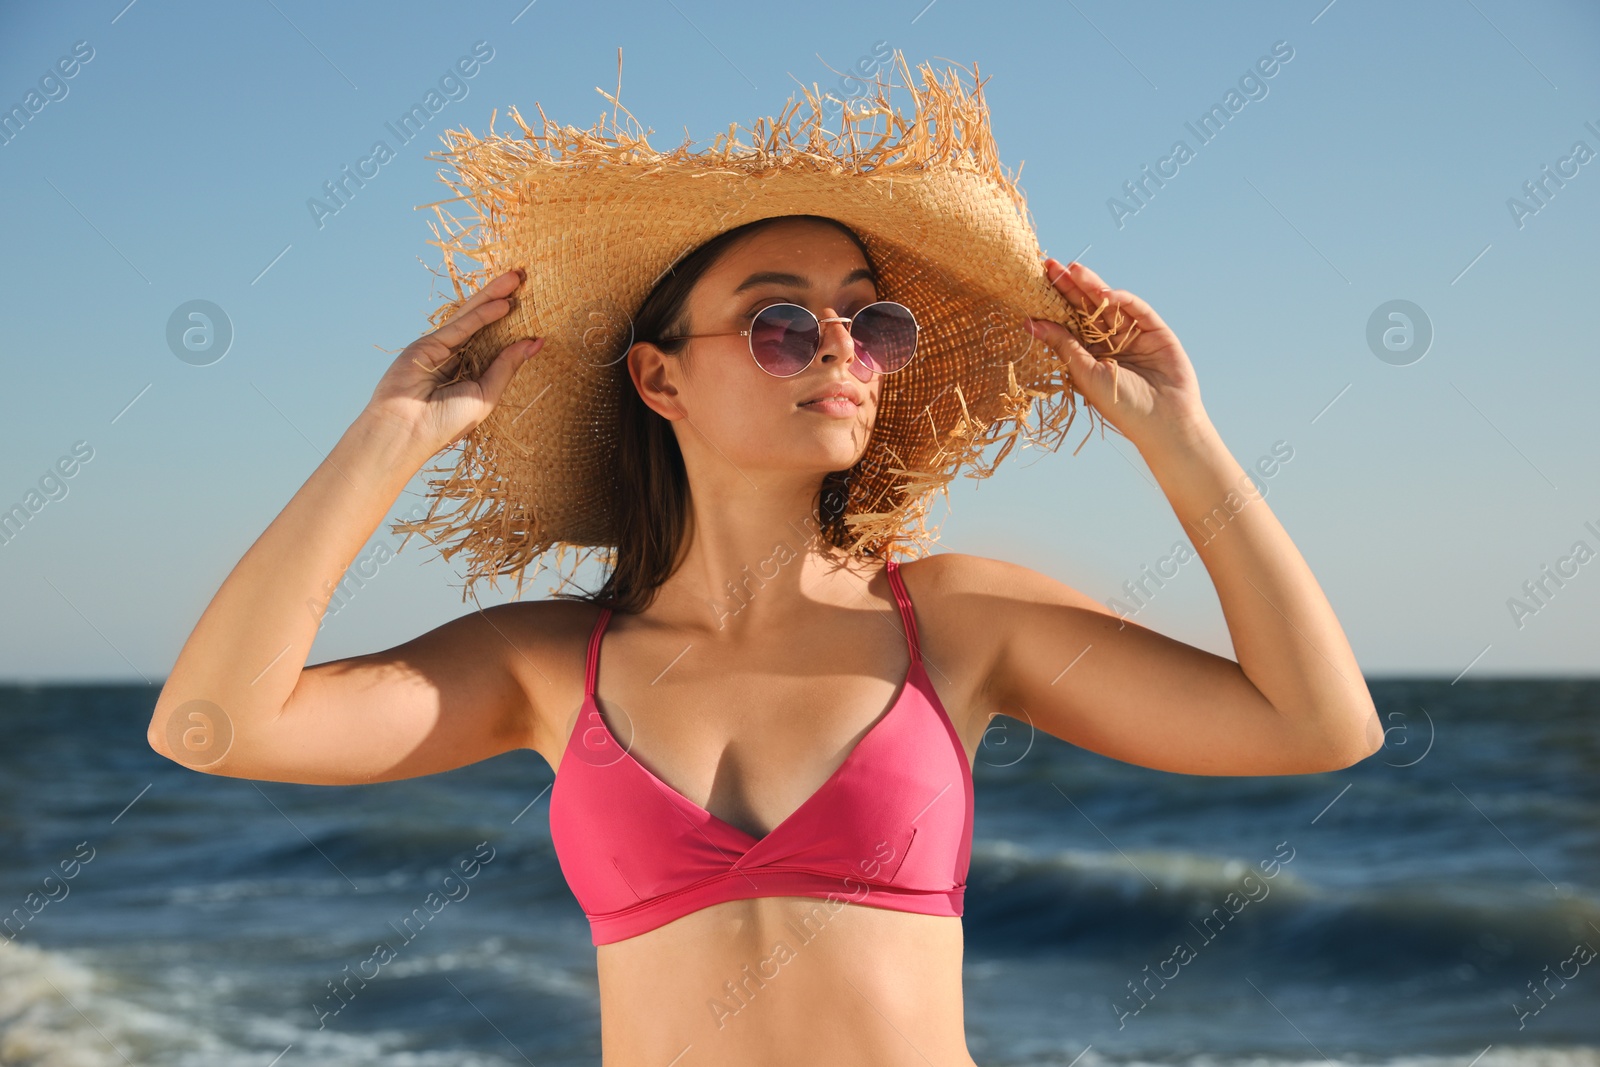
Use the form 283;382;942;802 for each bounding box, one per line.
1026;315;1094;370
1110;288;1169;335
1043;257;1097;317
366;272;540;451
1041;259;1123;350
428;269;526;351
1051;259;1171;337
1040;258;1124;357
426;298;510;355
388;269;535;394
1040;259;1168;369
1026;315;1124;406
472;337;545;408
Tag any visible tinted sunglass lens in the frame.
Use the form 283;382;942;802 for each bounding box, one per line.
749;304;818;377
850;302;918;374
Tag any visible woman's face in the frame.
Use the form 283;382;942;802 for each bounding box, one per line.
631;218;884;480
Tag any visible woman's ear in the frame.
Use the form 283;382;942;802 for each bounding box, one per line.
628;342;685;421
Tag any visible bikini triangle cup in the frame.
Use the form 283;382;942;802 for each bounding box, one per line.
583;559;930;843
547;558;976;946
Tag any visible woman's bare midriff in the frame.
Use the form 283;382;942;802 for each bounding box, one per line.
594;895;977;1067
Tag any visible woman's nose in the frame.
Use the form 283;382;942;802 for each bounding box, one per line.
815;309;857;366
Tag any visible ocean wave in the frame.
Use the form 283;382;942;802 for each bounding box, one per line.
0;938;560;1066
963;838;1599;973
1052;1045;1600;1067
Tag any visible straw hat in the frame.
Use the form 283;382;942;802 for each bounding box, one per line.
394;49;1125;601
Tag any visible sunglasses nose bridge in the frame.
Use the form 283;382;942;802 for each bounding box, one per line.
812;312;859;367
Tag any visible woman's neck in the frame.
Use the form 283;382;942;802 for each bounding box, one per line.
649;514;875;635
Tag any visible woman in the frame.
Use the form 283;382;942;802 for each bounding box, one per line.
148;212;1381;1065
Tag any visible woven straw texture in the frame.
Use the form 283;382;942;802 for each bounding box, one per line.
395;50;1121;601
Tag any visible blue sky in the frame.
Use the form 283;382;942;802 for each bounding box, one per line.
1;0;1596;681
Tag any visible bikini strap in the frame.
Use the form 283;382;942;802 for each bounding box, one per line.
884;559;922;665
584;607;613;698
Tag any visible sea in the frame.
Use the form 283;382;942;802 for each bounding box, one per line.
1;678;1595;1066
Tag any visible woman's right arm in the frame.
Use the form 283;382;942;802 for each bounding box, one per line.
147;269;552;785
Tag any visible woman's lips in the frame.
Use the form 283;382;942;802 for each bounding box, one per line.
798;397;860;416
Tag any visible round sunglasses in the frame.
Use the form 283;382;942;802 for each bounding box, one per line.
658;301;920;381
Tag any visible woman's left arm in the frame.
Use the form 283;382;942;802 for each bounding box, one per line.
976;258;1383;773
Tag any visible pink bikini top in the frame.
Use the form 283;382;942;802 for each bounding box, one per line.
548;559;975;946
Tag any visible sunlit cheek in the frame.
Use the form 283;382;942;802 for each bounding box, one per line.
717;379;795;453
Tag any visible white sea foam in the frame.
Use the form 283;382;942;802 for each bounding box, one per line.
0;938;570;1066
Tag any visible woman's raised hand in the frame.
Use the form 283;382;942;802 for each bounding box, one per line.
1026;259;1212;454
364;269;543;452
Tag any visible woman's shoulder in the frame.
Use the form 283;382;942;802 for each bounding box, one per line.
482;594;610;634
895;550;1092;601
892;550;1099;696
889;552;1056;738
894;549;1069;601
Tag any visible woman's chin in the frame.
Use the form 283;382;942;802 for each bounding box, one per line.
739;423;871;473
780;443;867;474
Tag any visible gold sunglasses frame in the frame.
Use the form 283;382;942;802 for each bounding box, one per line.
656;300;920;379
